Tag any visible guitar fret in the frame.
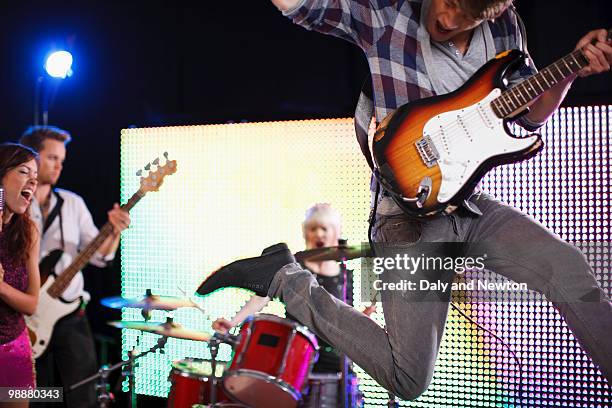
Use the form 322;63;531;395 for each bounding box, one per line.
516;85;529;103
492;98;504;117
548;65;562;82
498;100;508;117
498;94;511;114
503;93;513;110
557;58;573;77
559;58;573;76
491;100;503;118
507;90;521;110
552;61;565;80
540;70;552;88
511;88;524;105
569;53;583;70
523;81;537;99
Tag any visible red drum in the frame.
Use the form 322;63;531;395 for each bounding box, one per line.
300;373;341;408
223;314;319;408
167;358;231;408
300;372;364;408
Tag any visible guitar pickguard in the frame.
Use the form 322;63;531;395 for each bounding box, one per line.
25;275;81;358
421;88;540;203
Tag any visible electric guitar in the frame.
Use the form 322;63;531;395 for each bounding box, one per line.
26;155;177;358
372;29;611;217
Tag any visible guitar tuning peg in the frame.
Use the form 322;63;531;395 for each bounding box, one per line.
144;163;151;171
136;169;143;176
152;158;160;166
163;152;169;160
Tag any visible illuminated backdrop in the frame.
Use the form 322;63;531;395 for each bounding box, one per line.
120;106;611;407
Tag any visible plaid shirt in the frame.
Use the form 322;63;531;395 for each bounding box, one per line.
284;0;537;123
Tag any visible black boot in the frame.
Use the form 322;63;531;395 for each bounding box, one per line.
196;243;294;297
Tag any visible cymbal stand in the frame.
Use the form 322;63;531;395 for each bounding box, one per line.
207;332;237;407
209;334;221;406
338;238;351;408
69;335;168;408
387;392;399;407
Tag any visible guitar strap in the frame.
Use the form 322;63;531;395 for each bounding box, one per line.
43;189;66;249
509;5;530;60
354;77;395;198
354;77;376;172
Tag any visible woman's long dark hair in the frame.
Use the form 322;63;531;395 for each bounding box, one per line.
0;143;38;264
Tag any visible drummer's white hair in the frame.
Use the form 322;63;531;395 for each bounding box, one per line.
302;203;342;237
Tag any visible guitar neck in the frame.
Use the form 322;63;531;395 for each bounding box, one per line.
491;49;589;119
47;189;145;298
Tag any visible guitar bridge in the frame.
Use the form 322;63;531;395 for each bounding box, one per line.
415;136;439;168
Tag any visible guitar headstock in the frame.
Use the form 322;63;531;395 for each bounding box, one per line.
139;153;177;193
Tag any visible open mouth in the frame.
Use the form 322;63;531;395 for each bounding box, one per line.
316;241;325;248
20;189;34;203
436;20;452;35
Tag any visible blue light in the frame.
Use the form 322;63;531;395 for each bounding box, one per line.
44;51;73;79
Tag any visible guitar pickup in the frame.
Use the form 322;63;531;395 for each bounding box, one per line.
415;135;440;168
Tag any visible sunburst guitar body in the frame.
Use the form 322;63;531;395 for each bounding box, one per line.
372;29;611;217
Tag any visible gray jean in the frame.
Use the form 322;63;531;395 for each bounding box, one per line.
268;193;612;400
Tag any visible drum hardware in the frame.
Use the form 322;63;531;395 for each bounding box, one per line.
294;243;372;263
101;286;360;407
207;332;238;407
387;392;399;407
69;334;168;408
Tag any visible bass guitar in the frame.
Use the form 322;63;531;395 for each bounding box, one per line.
26;155;177;358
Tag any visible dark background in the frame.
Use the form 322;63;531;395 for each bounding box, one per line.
0;0;609;403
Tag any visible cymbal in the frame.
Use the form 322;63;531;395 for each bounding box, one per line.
101;295;196;311
294;244;372;263
108;320;211;342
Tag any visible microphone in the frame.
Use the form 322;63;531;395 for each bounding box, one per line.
0;185;4;232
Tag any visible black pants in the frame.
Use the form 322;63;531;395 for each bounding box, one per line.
33;312;98;408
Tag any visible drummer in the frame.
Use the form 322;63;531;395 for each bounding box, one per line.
212;203;352;375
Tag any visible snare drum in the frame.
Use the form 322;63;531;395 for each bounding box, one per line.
223;314;319;408
167;358;229;408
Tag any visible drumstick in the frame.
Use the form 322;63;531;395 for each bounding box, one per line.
177;286;214;321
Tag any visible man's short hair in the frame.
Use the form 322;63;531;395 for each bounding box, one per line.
459;0;513;20
19;125;72;153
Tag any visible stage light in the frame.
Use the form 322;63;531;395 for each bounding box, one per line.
44;50;73;79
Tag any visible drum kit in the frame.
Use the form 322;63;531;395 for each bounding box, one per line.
84;245;371;408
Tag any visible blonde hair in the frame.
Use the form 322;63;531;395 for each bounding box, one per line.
302;203;342;238
459;0;513;20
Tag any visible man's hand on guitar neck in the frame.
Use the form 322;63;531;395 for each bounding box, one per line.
575;29;612;78
108;203;131;235
97;203;131;258
524;28;611;126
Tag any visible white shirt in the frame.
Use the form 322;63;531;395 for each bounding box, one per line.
30;189;114;302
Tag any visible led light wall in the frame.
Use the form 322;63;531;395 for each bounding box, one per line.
119;120;372;397
120;106;611;406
